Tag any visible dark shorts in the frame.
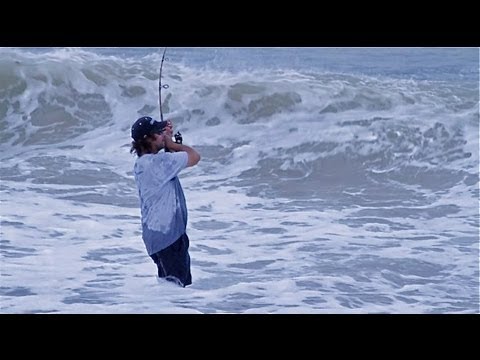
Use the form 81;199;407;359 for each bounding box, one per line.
150;233;192;287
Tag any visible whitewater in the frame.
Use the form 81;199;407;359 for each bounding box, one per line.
0;47;478;313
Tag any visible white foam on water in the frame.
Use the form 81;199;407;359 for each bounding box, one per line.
1;48;478;313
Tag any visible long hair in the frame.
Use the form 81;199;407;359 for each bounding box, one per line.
130;134;156;157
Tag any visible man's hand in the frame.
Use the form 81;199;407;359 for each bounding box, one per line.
164;134;200;167
164;120;174;138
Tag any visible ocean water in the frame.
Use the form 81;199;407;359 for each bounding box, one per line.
0;47;478;313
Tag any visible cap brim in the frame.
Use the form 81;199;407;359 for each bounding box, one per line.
153;120;168;132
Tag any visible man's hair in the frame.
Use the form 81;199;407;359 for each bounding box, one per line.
130;134;157;157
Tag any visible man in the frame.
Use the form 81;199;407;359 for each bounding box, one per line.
130;116;200;287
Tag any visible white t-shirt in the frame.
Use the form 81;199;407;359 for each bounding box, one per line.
133;151;189;255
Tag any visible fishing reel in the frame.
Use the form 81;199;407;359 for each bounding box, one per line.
174;131;183;144
164;131;182;153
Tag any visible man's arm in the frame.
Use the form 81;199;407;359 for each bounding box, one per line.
164;135;200;167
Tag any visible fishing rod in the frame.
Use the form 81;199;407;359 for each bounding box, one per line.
158;47;169;122
158;47;182;145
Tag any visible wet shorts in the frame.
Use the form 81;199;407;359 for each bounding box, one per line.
150;233;192;287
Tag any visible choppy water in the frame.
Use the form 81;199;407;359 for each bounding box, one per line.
1;47;478;313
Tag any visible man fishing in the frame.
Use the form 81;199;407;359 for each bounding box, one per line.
130;49;201;287
130;117;200;287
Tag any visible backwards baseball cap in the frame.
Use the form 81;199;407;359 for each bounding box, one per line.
131;116;168;141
